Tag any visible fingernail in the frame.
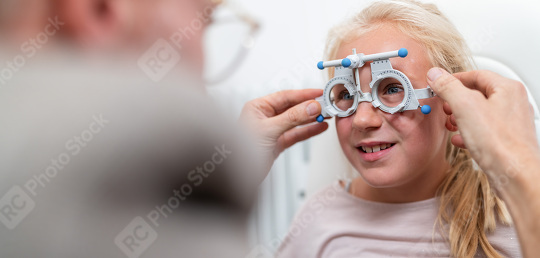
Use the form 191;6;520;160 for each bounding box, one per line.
306;102;319;116
427;68;443;81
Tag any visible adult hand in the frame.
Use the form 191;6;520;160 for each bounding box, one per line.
427;68;540;258
239;89;329;172
426;68;539;174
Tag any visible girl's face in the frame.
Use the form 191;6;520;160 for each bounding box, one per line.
336;24;449;196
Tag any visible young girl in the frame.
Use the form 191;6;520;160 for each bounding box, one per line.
277;1;521;257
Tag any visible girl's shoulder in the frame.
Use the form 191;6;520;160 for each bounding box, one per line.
484;220;522;257
276;181;350;257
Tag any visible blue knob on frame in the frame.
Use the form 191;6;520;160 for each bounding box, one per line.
316;115;324;123
341;58;352;68
317;61;325;70
421;105;431;114
398;48;408;58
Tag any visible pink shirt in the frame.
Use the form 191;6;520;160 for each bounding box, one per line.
277;181;521;257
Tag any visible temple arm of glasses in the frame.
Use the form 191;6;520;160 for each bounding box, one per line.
414;87;436;100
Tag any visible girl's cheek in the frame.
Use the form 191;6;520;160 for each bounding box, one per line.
335;117;344;130
382;112;410;130
336;117;352;134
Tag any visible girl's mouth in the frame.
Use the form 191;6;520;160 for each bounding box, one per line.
358;143;395;153
356;143;396;162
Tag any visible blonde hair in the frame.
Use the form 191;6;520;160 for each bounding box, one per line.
324;1;512;257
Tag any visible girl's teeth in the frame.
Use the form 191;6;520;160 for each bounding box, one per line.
361;144;393;153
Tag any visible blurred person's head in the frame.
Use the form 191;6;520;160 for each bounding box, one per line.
0;0;218;74
0;54;258;258
324;0;511;257
0;1;263;257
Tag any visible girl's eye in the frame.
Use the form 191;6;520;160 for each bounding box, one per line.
385;84;404;95
338;91;354;100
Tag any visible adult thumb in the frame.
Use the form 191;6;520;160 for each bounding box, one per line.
426;67;472;106
269;100;321;136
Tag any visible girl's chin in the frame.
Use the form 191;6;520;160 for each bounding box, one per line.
355;169;409;188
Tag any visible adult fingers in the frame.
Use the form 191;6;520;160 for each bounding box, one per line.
443;102;453;116
274;122;329;155
427;68;477;109
451;134;467;149
445;115;458;132
452;70;512;97
267;100;323;137
450;114;457;127
256;89;323;117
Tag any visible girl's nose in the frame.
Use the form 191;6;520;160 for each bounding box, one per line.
351;102;383;131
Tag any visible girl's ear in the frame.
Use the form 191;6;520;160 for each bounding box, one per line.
55;0;128;48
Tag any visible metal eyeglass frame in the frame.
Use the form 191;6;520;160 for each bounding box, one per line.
315;48;436;122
